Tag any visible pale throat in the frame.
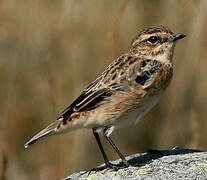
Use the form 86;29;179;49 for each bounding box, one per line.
143;52;172;64
150;44;174;63
155;52;172;63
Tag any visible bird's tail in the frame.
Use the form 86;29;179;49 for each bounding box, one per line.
24;120;61;148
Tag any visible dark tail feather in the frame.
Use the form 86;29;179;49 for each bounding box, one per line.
24;121;61;148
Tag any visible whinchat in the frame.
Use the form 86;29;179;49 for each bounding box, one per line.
25;26;186;170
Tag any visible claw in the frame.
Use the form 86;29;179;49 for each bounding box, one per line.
86;160;129;176
106;161;129;171
86;165;105;176
121;159;130;167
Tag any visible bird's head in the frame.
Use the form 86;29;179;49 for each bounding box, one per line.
129;26;186;62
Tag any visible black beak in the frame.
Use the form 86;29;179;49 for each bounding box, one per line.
168;33;186;42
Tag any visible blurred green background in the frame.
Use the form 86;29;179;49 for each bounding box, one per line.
0;0;207;179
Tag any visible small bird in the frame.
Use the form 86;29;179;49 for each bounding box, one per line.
25;26;186;170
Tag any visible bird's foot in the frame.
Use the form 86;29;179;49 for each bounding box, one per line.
120;159;130;168
106;160;129;171
87;160;129;175
87;166;105;176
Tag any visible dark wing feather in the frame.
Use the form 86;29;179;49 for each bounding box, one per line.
58;88;113;122
74;89;113;111
135;59;161;86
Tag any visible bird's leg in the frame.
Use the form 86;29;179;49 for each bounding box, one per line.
92;128;128;172
92;129;121;171
92;129;111;166
103;127;129;167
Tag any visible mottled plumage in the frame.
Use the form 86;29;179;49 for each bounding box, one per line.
24;26;186;170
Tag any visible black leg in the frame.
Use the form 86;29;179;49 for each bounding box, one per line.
103;128;129;167
92;128;110;166
92;128;124;171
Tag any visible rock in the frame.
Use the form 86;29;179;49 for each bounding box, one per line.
62;148;207;180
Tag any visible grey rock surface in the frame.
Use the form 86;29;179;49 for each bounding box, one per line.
62;148;207;180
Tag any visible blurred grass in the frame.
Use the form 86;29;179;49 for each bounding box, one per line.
0;0;207;179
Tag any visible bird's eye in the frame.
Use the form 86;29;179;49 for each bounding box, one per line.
147;36;158;44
